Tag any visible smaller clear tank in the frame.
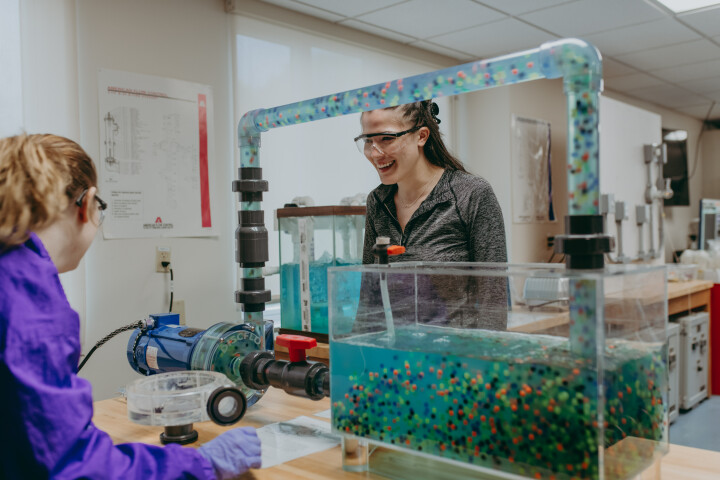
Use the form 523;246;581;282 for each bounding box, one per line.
278;205;365;337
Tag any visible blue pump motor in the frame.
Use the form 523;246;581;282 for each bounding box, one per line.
127;313;274;406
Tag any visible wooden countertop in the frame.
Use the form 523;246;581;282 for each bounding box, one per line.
667;279;714;316
94;387;720;479
667;279;714;298
508;279;714;334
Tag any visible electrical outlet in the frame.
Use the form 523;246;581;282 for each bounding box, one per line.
172;299;186;325
156;246;171;272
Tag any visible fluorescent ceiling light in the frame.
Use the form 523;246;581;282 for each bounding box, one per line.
654;0;720;13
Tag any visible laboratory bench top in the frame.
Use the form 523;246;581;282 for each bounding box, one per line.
94;387;720;480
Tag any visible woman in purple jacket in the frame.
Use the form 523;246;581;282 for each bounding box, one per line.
0;134;260;479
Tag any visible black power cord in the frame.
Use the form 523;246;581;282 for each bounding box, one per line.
78;319;147;373
162;261;173;313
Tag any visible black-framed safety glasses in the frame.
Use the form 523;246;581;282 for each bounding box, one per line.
75;189;108;226
353;125;421;156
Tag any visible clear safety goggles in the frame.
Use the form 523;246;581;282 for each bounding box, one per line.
353;125;420;157
75;189;108;226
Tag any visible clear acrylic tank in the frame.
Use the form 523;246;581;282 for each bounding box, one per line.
328;262;668;480
278;205;365;336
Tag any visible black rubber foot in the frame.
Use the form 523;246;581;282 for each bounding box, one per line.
160;424;198;445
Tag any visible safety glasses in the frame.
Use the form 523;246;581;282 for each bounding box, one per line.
353;125;421;157
75;189;108;226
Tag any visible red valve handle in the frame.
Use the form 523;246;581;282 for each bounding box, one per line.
387;245;405;256
276;334;317;362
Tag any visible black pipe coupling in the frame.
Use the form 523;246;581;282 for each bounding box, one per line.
235;210;268;266
234;207;270;311
554;215;614;270
232;167;268;203
235;276;271;313
239;335;329;400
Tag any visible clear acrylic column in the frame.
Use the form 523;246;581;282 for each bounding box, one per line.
234;131;269;349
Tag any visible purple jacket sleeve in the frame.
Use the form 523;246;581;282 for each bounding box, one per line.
0;234;216;480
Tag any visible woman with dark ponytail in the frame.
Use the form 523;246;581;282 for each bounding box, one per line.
354;100;507;330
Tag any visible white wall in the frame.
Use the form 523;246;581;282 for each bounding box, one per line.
701;130;720;200
455;81;670;265
604;90;706;261
599;96;662;264
455;79;568;264
73;0;236;400
18;0;90;352
20;0;79;137
231;13;455;295
507;80;569;264
455;85;513;258
0;0;23;137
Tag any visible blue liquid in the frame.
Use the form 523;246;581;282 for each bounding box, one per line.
330;326;666;480
280;259;360;334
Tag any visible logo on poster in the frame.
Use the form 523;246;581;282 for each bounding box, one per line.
143;216;173;230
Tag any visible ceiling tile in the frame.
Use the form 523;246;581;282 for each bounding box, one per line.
474;0;576;16
674;103;719;119
604;72;667;91
408;40;475;61
259;0;346;22
602;57;640;77
429;18;556;58
519;0;665;37
355;0;506;39
678;5;720;37
650;58;720;82
682;76;720;94
296;0;407;18
628;84;709;108
338;19;417;43
583;18;700;56
614;39;720;71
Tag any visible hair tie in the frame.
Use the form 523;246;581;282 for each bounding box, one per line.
429;102;441;125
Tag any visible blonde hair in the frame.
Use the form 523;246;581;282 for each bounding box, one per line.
0;134;97;247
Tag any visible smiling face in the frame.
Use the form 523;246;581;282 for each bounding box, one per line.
360;108;429;186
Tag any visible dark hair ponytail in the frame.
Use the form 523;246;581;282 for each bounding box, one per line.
397;100;467;172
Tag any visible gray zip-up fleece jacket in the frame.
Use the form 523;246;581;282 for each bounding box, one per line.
362;169;507;264
355;169;508;332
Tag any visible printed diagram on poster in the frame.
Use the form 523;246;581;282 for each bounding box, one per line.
98;69;215;238
511;115;555;224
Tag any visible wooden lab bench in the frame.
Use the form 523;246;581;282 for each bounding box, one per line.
508;279;714;397
93;387;720;479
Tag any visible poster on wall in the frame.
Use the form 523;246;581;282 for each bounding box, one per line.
97;69;215;239
511;115;554;224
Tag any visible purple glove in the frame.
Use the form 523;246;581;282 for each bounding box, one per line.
198;427;262;479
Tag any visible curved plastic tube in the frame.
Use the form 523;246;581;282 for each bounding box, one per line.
236;38;603;352
238;38;601;214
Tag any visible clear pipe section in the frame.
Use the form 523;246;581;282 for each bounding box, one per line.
243;268;264;350
238;38;602;212
237;38;603;354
